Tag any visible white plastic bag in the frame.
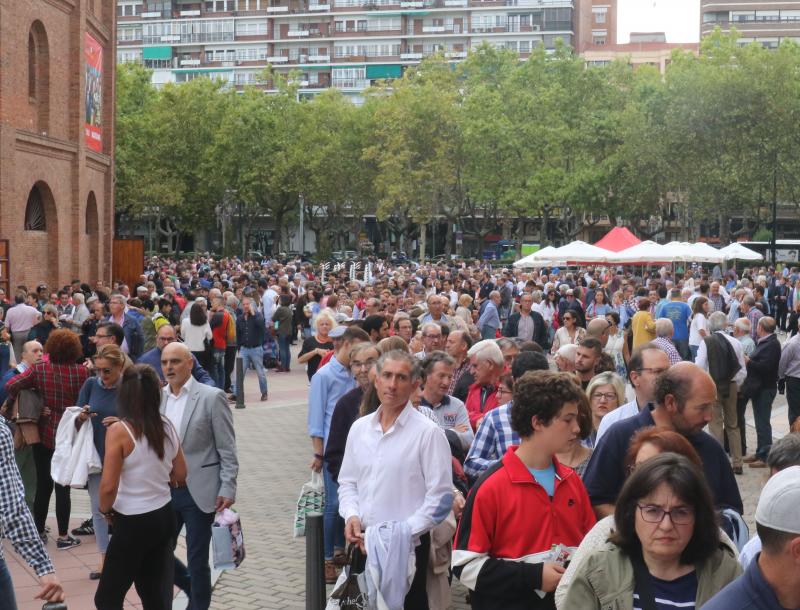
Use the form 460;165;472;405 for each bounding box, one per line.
293;470;325;538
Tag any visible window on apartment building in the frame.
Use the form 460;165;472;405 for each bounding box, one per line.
117;1;143;16
593;35;606;45
117;50;143;63
594;10;606;24
236;21;268;35
206;0;235;11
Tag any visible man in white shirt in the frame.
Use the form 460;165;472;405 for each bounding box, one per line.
695;311;747;473
596;344;669;443
338;350;453;609
160;342;238;610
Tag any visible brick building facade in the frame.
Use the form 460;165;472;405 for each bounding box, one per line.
0;0;115;292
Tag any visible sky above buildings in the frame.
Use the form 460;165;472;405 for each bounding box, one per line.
617;0;700;43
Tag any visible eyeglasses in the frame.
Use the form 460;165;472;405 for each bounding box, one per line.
423;334;442;339
636;367;669;376
497;387;513;396
95;333;110;339
351;359;376;370
637;504;695;525
592;392;618;402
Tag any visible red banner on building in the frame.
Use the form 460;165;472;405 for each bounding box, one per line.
84;33;103;153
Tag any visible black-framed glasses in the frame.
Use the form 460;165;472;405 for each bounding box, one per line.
637;504;695;525
592;392;618;402
351;359;377;370
636;367;669;376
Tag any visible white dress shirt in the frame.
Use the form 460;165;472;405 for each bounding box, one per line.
338;402;454;537
695;331;747;386
165;376;194;433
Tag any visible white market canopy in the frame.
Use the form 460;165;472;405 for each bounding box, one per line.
688;242;725;264
606;241;673;264
719;242;764;261
513;246;563;268
664;242;724;263
548;241;613;264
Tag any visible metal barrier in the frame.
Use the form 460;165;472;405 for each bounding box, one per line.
306;514;326;610
235;356;246;409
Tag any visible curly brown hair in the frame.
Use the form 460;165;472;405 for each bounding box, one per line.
511;370;589;438
45;329;84;364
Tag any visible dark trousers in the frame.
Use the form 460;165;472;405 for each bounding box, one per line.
404;533;431;610
0;556;16;610
171;487;215;610
95;502;177;610
32;444;70;536
278;334;291;370
734;393;748;456
753;387;777;461
776;304;789;330
224;345;237;392
786;377;800;428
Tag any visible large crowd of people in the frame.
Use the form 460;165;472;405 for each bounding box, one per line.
0;254;800;609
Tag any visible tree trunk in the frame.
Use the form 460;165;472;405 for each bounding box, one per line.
419;223;427;263
718;209;731;246
540;205;550;246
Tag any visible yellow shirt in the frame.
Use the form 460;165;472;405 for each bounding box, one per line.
631;311;656;349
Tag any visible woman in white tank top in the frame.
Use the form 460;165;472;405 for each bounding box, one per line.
95;365;187;610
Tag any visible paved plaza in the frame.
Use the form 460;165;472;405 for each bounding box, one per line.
5;344;793;609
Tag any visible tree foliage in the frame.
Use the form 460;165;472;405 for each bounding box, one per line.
116;32;800;256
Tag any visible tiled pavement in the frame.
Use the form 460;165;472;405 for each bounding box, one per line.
8;344;792;609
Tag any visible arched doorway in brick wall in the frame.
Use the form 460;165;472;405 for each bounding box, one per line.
24;182;58;287
85;192;100;283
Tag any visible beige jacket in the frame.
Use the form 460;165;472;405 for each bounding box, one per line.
560;539;742;610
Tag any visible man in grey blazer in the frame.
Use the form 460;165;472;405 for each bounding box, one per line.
160;342;238;610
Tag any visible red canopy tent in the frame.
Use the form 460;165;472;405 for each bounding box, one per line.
593;227;641;252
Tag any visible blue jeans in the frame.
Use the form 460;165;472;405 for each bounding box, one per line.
673;339;690;361
480;325;497;340
322;465;345;560
689;344;699;361
88;472;110;553
0;557;16;610
171;487;215;610
236;346;268;395
211;349;225;390
303;327;313;339
278;335;291;370
753;387;777;461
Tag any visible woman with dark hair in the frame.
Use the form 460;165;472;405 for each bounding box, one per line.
180;301;212;370
688;296;710;361
560;452;741;609
6;329;90;549
95;364;186;610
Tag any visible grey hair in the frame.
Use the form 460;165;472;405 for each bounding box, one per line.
734;317;751;333
496;337;517;351
375;349;421;382
421;322;443;336
586;371;626;404
759;316;776;334
555;343;578;363
655;318;674;338
707;311;728;333
489;290;501;299
109;293;127;305
72;293;85;305
742;295;756;307
467;339;504;366
767;433;800;471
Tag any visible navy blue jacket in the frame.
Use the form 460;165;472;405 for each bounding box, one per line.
137;347;215;386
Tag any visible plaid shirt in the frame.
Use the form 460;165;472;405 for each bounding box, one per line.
448;360;470;396
0;421;54;575
6;361;91;450
652;337;683;365
463;401;519;482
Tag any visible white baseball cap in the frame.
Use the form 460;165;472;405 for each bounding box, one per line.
755;465;800;534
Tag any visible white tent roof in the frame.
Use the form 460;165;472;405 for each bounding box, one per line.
549;241;612;264
719;242;764;261
606;241;673;263
513;246;562;268
664;242;700;261
688;242;725;263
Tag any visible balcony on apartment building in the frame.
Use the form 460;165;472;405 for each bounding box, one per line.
332;0;402;12
334;23;404;36
469;19;570;33
275;22;331;38
267;47;335;64
334;50;402;61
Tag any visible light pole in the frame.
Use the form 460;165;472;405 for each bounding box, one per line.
299;193;305;254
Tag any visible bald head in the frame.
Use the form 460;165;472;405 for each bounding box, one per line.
655;362;716;436
161;341;193;389
21;340;43;367
586;318;610;347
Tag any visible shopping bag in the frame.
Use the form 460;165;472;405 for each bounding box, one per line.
325;546;369;610
293;470;325;538
211;508;246;570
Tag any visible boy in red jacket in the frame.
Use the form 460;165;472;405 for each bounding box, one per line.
452;370;595;610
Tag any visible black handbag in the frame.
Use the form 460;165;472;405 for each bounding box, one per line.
328;546;368;610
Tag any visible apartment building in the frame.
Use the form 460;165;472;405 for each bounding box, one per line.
701;0;800;47
117;0;597;97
